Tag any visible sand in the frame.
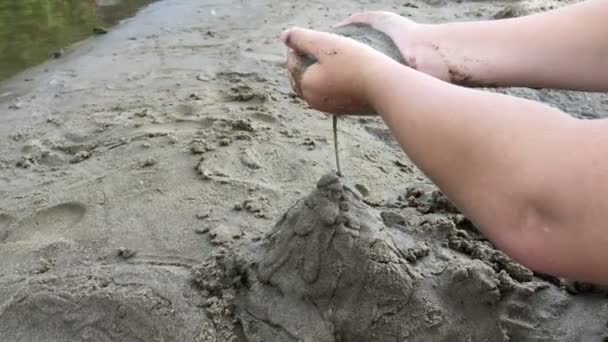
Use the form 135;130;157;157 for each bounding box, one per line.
1;0;608;341
194;173;608;341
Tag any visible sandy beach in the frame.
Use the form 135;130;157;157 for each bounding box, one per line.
1;0;608;341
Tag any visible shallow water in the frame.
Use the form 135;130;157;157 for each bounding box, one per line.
0;0;157;81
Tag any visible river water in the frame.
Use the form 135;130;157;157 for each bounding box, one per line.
0;0;157;81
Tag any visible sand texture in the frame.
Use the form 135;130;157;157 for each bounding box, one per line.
1;0;607;341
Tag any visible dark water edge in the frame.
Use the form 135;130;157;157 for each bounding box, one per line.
0;0;157;81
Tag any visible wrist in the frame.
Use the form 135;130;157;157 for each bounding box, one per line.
421;22;505;88
405;23;453;83
361;57;393;114
362;56;457;122
361;57;414;115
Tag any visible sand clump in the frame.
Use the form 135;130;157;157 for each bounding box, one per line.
287;24;408;116
333;24;407;65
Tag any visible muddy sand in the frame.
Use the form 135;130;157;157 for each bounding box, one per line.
1;0;608;341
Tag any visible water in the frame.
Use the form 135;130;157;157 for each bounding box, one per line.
0;0;157;81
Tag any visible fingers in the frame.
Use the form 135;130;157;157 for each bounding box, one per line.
333;11;394;28
286;49;307;97
285;44;326;100
334;12;376;28
281;27;337;98
280;27;337;59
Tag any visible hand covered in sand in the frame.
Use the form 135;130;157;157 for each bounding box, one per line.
282;27;396;115
335;11;450;83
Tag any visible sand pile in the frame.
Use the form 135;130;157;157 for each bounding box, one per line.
2;174;605;341
191;173;608;342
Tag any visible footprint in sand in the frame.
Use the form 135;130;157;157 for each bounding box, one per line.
4;202;87;243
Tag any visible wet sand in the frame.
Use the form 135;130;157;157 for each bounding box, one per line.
1;0;607;341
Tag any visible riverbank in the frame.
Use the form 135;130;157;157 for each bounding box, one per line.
0;0;159;81
1;0;607;341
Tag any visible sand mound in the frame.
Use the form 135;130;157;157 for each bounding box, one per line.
193;173;608;342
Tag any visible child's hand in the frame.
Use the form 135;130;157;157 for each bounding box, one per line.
282;27;398;115
336;12;450;84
